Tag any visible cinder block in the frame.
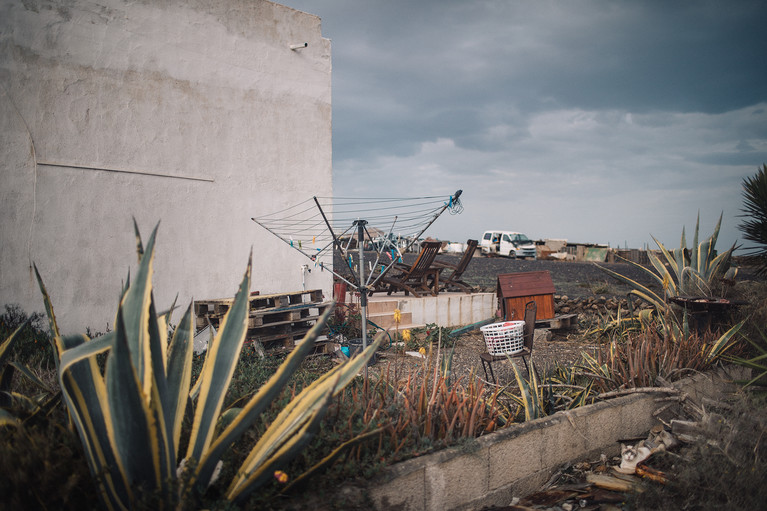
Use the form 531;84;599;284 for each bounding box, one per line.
369;464;426;510
486;426;545;489
424;448;489;511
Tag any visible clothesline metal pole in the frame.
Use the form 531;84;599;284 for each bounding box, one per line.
314;196;359;288
355;219;369;382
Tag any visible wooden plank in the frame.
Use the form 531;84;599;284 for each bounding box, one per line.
537;313;578;329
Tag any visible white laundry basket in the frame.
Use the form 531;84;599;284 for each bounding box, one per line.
480;321;525;355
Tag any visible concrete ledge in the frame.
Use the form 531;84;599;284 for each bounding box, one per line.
362;365;749;511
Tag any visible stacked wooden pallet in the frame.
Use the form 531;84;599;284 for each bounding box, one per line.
194;289;331;349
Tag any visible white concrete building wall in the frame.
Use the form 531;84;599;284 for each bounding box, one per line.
0;0;332;332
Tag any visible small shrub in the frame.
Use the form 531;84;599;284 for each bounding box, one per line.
0;304;54;369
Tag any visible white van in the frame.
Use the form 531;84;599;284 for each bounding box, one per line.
480;231;537;259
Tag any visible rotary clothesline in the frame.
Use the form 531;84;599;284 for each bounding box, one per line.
253;190;463;378
252;191;463;289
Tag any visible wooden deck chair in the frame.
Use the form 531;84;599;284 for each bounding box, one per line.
369;240;443;297
480;300;536;384
433;239;478;293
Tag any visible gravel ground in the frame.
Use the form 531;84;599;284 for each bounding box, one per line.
337;251;758;387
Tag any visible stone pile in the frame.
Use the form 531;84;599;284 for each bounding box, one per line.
554;294;652;316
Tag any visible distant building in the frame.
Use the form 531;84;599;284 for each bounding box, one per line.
0;0;333;332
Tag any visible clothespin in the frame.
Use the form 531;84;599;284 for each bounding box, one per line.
312;236;316;244
298;240;302;249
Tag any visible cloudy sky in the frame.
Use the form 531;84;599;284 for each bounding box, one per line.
283;0;767;251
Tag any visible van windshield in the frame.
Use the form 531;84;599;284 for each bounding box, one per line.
513;234;530;243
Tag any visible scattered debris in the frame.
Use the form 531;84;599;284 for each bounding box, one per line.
492;391;751;511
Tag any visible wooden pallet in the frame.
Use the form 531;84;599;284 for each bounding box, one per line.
535;313;578;330
195;289;330;349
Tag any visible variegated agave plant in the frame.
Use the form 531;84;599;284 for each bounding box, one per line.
35;221;381;509
596;212;737;309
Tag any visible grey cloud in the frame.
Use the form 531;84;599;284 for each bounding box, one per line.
284;0;767;250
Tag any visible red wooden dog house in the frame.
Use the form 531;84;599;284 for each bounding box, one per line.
497;271;556;321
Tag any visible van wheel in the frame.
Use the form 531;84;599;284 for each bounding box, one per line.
509;250;516;259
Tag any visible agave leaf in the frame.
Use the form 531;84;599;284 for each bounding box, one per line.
690;212;700;271
228;374;340;497
186;253;252;464
166;303;195;450
229;389;334;503
228;333;383;499
595;263;666;309
58;333;129;510
144;292;175;484
706;321;745;363
33;265;65;365
510;360;542;421
646;250;678;298
651;236;681;284
627;289;666;311
681;267;709;296
282;426;385;493
106;307;159;495
119;223;158;396
195;304;335;486
708;212;723;255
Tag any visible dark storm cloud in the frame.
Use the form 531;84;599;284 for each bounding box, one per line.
283;0;767;249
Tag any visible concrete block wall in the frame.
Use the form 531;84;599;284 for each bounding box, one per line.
362;365;749;511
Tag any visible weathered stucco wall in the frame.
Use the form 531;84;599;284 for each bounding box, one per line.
0;0;332;332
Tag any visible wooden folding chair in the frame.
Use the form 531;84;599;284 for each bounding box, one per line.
369;240;443;297
433;239;478;293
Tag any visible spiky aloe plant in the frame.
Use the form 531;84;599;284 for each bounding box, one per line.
34;222;382;509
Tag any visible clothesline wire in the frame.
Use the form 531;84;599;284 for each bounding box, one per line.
251;191;463;287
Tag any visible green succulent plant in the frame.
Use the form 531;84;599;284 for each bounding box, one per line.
34;221;382;509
